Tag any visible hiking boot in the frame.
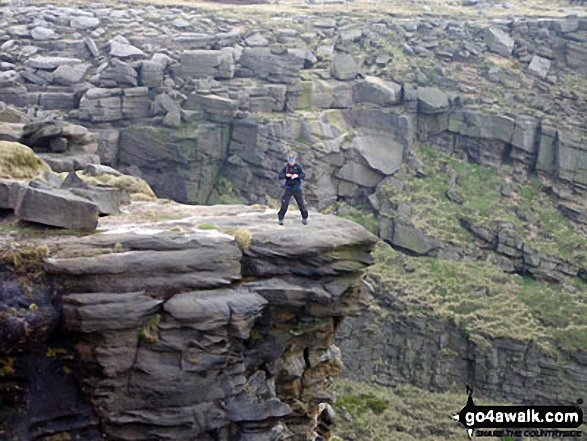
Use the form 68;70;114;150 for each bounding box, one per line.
278;219;284;225
302;218;308;225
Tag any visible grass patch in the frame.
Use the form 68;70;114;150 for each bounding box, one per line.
0;242;49;282
0;357;16;377
198;223;218;230
300;81;313;111
333;378;468;441
328;202;379;235
0;141;50;179
389;145;587;266
77;172;156;199
333;378;585;441
139;314;161;344
367;242;587;352
208;176;244;205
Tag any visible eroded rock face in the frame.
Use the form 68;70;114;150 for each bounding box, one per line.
0;202;378;441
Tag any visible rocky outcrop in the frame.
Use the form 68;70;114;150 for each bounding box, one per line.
0;202;378;441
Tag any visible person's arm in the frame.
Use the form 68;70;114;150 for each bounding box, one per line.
296;164;305;180
278;164;287;180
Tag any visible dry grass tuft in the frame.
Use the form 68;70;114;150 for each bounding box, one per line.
76;172;156;199
0;141;50;179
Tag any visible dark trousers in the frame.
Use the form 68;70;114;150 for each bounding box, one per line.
278;187;308;220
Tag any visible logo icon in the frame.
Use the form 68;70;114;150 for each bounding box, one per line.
451;386;583;439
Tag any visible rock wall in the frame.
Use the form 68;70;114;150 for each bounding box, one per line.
0;203;378;440
336;287;587;406
0;4;585;216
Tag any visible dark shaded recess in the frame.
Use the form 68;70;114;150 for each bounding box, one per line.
0;334;102;440
0;266;101;440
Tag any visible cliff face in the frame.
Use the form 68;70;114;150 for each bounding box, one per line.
0;202;378;440
337;302;587;406
0;4;585;220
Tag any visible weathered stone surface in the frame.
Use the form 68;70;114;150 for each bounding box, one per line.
0;123;25;142
39;153;101;173
245;33;270;47
185;93;236;123
388;221;441;255
448;110;515;144
78;88;123;122
557;135;587;187
351;134;404;176
331;53;358;81
69;187;123;215
511;116;539;153
27;56;83;70
51;63;90;85
110;41;145;58
15;186;99;229
486;26;514;56
99;59;138;87
528;55;551;79
172;49;235;79
239;47;304;84
165;289;267;338
417;87;449;114
0;201;378;440
536;125;557;174
353;76;402;106
31;26;59;40
39;92;76;111
139;60;164;87
337;160;384;188
44;225;243;294
70;16;100;30
63;292;161;333
0;179;25;210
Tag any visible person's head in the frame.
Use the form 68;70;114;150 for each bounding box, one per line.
287;152;297;165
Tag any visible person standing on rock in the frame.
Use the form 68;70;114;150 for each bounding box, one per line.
277;152;308;225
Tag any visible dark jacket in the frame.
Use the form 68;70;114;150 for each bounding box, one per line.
278;163;305;189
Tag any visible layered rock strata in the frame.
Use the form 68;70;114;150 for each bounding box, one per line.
0;202;378;441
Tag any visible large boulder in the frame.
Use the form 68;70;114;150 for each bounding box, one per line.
485;27;514;57
52;63;90;85
351;134;405;176
417;87;449;114
78;88;123;122
331;53;359;81
185;94;237;123
0;179;25;210
528;55;551;79
26;56;83;70
388;221;441;255
171;49;235;79
354;77;402;106
337;160;384;188
70;16;100;30
15;186;99;229
110;41;145;58
239;47;304;84
39;153;101;173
